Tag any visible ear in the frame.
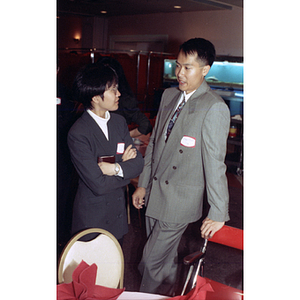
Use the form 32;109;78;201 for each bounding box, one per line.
92;95;102;104
202;65;211;77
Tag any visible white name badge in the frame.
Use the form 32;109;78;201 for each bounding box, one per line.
116;143;125;154
180;136;196;148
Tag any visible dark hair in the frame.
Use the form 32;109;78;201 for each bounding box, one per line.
97;56;135;98
72;63;118;110
179;38;216;67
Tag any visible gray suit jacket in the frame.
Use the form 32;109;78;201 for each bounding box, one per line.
138;80;230;224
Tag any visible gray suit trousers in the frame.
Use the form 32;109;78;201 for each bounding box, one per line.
138;216;189;296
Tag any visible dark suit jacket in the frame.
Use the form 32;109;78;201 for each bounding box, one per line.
138;80;230;224
68;111;144;239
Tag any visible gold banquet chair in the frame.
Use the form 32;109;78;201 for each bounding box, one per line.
58;228;124;288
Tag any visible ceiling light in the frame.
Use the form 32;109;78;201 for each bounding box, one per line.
101;10;107;14
174;6;181;9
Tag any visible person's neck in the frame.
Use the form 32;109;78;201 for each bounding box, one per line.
90;107;107;119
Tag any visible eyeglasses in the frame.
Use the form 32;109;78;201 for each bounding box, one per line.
108;84;119;94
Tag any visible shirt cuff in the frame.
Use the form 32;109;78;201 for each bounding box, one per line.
115;165;124;177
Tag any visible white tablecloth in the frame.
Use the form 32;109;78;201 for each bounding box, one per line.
118;291;169;299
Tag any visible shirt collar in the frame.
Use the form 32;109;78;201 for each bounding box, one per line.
87;109;110;122
183;90;196;102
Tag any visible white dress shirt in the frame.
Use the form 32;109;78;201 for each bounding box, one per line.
87;109;110;140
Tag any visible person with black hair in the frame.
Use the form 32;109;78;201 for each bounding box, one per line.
132;38;230;295
67;63;144;244
97;56;152;138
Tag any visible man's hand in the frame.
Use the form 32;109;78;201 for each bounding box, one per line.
200;217;225;239
98;162;115;176
132;187;146;209
122;145;137;162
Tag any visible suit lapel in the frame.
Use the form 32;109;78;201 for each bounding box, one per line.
107;116;120;154
82;111;115;155
156;92;182;140
151;90;182;175
180;81;210;130
158;81;211;159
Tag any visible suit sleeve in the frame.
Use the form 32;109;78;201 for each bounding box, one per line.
201;102;230;222
137;122;156;189
117;94;152;135
117;117;145;179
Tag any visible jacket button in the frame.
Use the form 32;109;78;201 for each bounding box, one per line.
179;149;183;153
154;176;157;181
165;180;169;185
173;166;177;170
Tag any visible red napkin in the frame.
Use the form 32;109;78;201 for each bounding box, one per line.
57;260;125;300
168;276;214;300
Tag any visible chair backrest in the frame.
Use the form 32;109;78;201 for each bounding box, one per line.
181;225;243;297
209;225;243;250
58;228;124;288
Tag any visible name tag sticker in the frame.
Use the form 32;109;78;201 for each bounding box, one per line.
180;136;196;148
116;143;125;154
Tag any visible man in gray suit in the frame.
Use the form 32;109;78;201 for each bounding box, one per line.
132;38;230;296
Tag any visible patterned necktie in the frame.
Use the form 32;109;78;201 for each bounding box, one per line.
166;95;186;142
